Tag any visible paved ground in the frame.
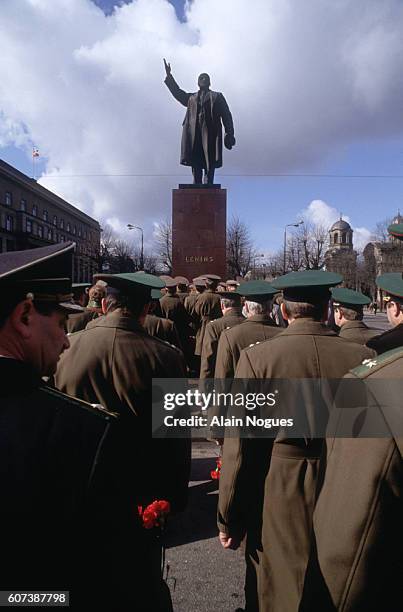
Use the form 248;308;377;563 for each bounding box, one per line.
165;440;245;612
164;315;391;611
363;311;390;332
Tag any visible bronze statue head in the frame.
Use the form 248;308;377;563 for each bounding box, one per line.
198;73;211;90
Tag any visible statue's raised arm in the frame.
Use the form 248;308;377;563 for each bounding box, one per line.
163;59;190;107
163;61;235;185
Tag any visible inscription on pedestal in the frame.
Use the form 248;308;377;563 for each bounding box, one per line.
172;185;226;279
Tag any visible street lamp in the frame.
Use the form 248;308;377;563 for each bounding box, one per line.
283;221;304;274
127;224;144;270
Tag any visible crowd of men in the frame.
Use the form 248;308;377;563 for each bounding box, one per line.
0;234;402;611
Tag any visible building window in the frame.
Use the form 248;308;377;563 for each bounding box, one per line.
60;235;65;242
32;204;38;217
6;239;15;252
342;233;346;244
78;227;82;237
6;215;13;231
60;218;64;229
333;232;338;244
43;209;48;222
56;233;59;242
53;215;57;226
37;225;43;238
66;222;71;233
47;228;52;241
72;225;76;235
20;199;27;211
26;218;32;233
5;192;12;206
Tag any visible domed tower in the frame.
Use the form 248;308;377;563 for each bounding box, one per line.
325;216;357;288
329;216;353;250
388;210;403;244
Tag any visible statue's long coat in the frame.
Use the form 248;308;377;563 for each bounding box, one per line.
165;73;234;171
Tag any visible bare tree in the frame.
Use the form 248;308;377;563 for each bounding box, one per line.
154;219;172;274
372;217;394;242
132;247;158;274
266;250;284;279
113;239;135;273
295;222;329;270
226;215;256;278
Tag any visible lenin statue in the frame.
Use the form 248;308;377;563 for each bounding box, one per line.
164;59;235;185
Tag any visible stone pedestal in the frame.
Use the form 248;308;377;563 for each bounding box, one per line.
172;184;226;280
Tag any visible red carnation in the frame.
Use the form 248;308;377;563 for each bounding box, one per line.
210;457;222;480
137;499;171;529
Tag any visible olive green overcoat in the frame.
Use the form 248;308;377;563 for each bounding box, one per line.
143;313;182;349
218;319;375;612
193;289;222;355
55;311;191;513
215;314;280;379
199;308;244;379
300;347;403;611
338;320;380;345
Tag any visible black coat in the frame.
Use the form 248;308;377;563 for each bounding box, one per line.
0;358;150;609
165;73;234;171
366;322;403;354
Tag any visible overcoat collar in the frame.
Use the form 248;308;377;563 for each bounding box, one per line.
223;307;242;317
278;318;337;337
88;311;146;335
340;320;368;331
246;314;277;325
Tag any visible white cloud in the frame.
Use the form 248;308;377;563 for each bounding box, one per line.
0;0;403;236
301;199;372;251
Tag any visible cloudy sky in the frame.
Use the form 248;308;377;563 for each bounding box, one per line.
1;0;403;253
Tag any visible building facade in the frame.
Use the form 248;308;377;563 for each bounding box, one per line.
324;217;357;288
0;159;100;282
363;213;403;303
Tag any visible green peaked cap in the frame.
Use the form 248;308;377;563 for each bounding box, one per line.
272;270;342;289
376;272;403;299
331;287;371;306
272;270;342;302
236;280;278;298
94;272;165;294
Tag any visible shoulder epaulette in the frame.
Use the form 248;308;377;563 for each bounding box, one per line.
351;346;403;379
40;386;118;420
248;341;261;348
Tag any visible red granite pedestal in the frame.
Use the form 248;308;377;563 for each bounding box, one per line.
172;184;226;280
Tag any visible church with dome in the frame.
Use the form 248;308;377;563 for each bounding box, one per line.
363;211;403;301
325;212;403;300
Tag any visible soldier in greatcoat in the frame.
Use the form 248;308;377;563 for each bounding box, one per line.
174;276;190;303
215;281;280;379
194;274;223;356
331;287;381;345
55;272;191;609
159;277;192;364
199;291;244;380
218;271;375;612
0;243;148;609
144;288;182;349
300;272;403;611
